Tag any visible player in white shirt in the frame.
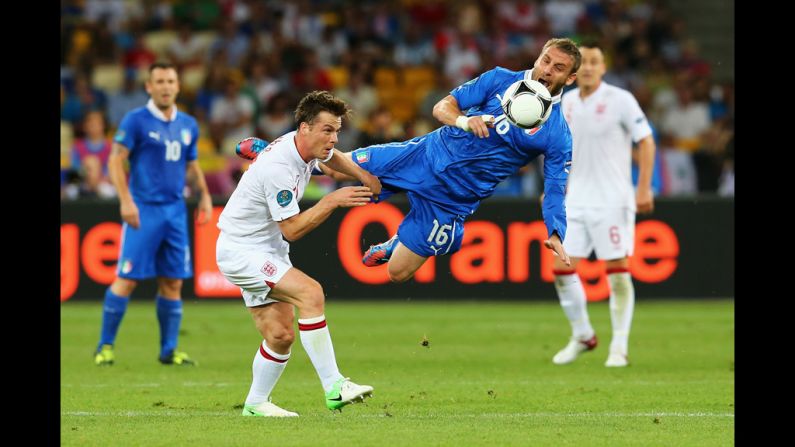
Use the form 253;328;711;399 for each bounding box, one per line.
553;43;656;367
216;91;382;416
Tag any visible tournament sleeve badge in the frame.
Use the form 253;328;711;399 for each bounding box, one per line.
114;129;126;142
277;190;293;207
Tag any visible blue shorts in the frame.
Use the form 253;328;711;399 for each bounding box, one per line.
117;201;192;280
352;139;470;257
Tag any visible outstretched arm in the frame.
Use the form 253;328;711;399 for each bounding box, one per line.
322;149;382;199
277;186;372;241
317;163;357;182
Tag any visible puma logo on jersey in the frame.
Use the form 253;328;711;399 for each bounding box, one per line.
149;131;161;141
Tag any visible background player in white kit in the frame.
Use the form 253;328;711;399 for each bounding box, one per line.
216;91;382;416
553;42;656;367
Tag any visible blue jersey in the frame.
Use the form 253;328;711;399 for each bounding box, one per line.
353;67;571;247
441;66;571;239
113;101;199;203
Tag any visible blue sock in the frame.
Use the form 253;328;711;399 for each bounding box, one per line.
156;296;183;358
97;288;129;351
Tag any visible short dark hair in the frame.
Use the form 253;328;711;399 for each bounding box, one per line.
541;38;582;75
294;91;351;126
579;39;601;50
149;62;177;73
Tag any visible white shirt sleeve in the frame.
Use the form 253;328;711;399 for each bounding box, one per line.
620;91;653;143
262;163;300;221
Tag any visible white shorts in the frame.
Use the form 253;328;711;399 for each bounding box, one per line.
216;234;292;307
563;206;635;260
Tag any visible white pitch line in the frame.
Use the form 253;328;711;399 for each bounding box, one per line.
63;411;734;418
62;382;244;388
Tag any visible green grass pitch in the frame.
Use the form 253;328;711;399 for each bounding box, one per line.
61;299;733;446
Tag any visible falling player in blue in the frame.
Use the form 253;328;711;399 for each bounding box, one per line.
345;38;581;282
94;62;213;366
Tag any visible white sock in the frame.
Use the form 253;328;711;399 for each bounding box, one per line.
244;341;289;406
607;270;635;355
554;271;594;340
298;315;344;392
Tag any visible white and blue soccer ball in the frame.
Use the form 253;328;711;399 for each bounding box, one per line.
500;79;553;129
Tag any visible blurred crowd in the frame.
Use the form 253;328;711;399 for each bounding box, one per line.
61;0;734;200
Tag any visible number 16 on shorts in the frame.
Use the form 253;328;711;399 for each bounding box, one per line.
427;219;454;256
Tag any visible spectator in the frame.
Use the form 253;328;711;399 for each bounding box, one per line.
107;70;149;128
209;73;256;155
69;111;116;199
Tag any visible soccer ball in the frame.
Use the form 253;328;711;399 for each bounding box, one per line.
500;79;553;129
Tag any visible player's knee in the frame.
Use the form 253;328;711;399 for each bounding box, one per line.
298;278;325;313
157;278;183;297
111;278;138;296
266;325;295;350
388;268;413;283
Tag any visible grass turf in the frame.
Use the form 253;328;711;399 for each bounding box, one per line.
61;299;734;446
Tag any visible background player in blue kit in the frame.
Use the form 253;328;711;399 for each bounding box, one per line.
345;38;581;283
94;62;213;366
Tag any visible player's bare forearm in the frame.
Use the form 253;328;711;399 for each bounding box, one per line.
278;201;335;242
635;135;656;214
187;160;211;199
278;186;372;241
323;150;370;183
432;95;464;127
636;136;655;192
317;163;357;182
434;95;494;137
323;150;382;198
187;160;213;224
108;143;133;205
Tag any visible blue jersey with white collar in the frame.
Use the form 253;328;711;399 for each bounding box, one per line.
440;66;572;239
114;102;199;203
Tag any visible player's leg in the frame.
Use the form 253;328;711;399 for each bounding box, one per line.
155;201;195;365
369;194;466;284
94;277;137;365
552;206;598;365
216;241;301;416
604;257;632;367
386;243;429;283
242;302;298;417
268;267;373;410
153;277;195;365
94;208;162;365
595;207;636;367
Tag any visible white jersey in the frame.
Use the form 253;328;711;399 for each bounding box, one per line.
561;82;652;209
217;130;331;248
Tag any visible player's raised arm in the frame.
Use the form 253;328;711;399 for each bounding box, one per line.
433;95;494;138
